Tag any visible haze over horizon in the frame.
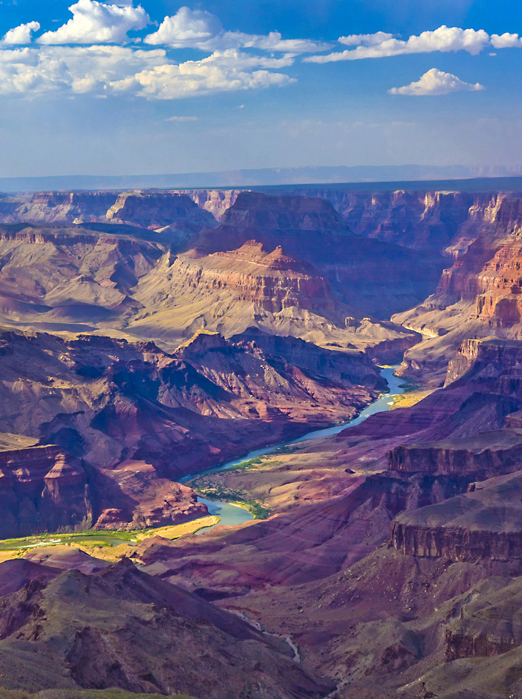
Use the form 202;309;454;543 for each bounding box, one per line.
1;0;522;178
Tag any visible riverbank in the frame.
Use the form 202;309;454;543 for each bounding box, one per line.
185;366;406;526
0;515;220;564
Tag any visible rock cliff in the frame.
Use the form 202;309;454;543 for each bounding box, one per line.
272;187;510;256
0;190;217;232
105;191;217;230
390;471;522;562
0;445;92;537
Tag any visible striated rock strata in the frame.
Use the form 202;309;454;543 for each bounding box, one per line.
0;445;92;538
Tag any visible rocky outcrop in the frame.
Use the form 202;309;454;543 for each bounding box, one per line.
394;198;522;385
391;471;522;562
0;445;92;537
170;241;338;316
387;429;522;477
105;191;217;230
9;192;118;224
184;189;240;219
445;337;522;386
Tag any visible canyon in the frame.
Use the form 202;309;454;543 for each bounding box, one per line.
1;184;522;697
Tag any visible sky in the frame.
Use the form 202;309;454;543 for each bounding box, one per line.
1;0;522;177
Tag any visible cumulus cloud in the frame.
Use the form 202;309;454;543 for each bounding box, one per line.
145;5;330;53
144;7;221;48
0;45;166;95
305;26;490;63
38;0;149;45
0;45;293;99
110;49;295;99
1;22;41;45
491;33;522;49
388;68;485;95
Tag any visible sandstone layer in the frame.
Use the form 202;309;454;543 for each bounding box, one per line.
395;197;522;386
0;195;423;358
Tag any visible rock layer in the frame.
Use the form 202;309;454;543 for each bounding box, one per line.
0;445;91;538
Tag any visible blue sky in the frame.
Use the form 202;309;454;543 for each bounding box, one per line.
0;0;521;177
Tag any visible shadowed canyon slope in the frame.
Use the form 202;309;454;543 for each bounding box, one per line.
0;557;332;698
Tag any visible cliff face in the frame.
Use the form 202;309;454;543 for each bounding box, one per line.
390;471;522;562
257;187;511;255
105;191;217;230
0;190;218;232
394;198;522;385
0;445;92;538
387;430;522;477
10;192;119;224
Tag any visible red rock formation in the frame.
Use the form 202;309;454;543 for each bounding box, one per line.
387;430;522;477
395;198;522;384
105;191;216;230
0;445;92;537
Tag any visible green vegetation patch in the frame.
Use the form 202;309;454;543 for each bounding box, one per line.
192;482;271;520
0;516;218;554
397;380;423;394
0;689;195;699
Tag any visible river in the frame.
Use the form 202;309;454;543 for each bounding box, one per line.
189;366;405;533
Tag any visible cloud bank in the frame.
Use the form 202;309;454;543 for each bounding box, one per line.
1;22;41;46
305;26;490;63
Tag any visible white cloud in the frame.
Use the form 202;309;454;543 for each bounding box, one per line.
167;115;198;121
0;44;294;99
145;6;330;53
388;68;485;95
38;0;149;45
110;49;295;99
305;25;490;63
338;32;393;47
0;45;166;95
1;22;41;45
491;33;522;49
144;7;221;49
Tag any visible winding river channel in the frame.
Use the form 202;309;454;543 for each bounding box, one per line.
187;366;405;533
